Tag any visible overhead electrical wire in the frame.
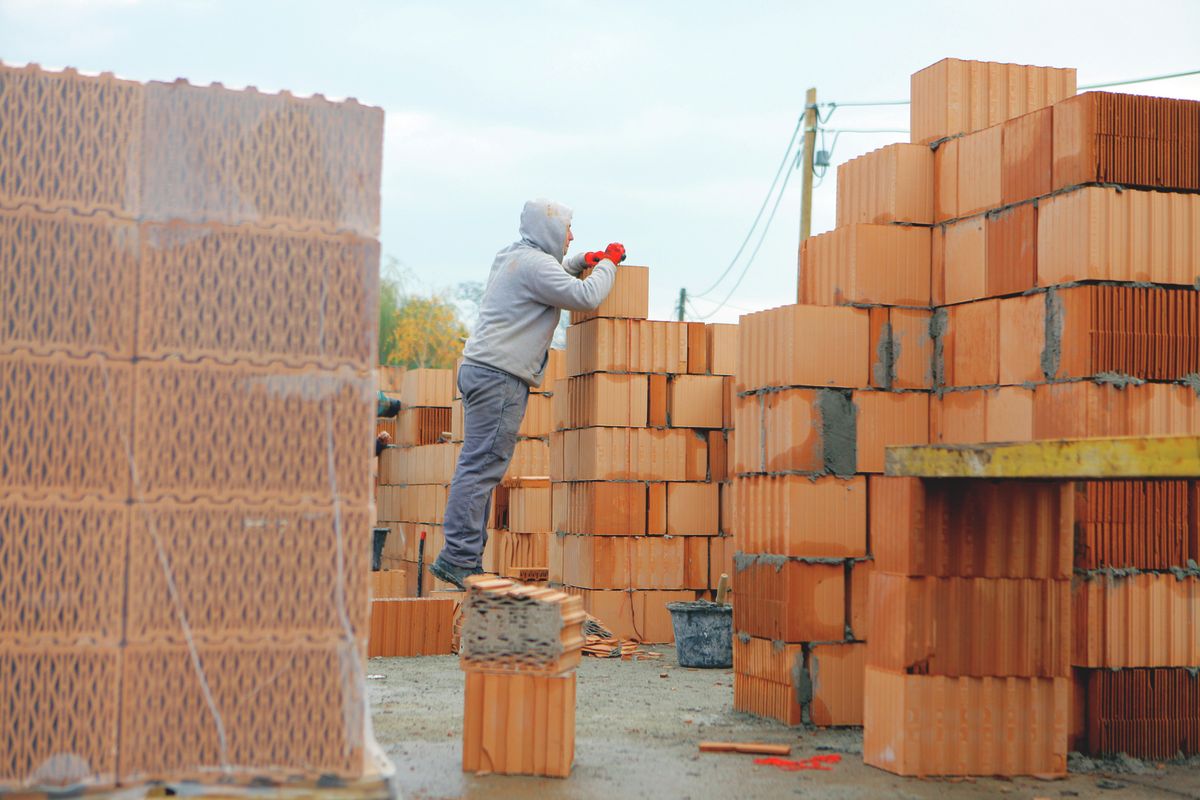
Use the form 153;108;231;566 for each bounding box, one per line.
690;115;804;300
686;66;1198;320
816;66;1200;108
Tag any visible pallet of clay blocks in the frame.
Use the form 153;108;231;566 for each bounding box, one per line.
458;576;586;675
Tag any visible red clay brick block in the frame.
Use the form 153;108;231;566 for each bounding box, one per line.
941;215;987;305
1074;480;1192;571
798;225;931;307
870;476;1073;579
737;304;870;393
1084;667;1200;760
1001;106;1052;206
569;265;649;323
852;391;930;474
733;634;803;725
940;299;1000;388
1072;573;1200;668
733;557;845;642
985;202;1037;297
1037;186;1200;287
368;597;458;657
911;58;1076;146
867;573;1070;677
809;642;866;727
864;667;1069;777
956;125;1002;218
733;475;867;557
462;671;576;778
836;143;934;226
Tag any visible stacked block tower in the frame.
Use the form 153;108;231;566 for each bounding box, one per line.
549;266;738;642
737;57;1200;775
0;64;384;787
459;576;586;777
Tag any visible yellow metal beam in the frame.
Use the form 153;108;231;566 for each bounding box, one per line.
885;436;1200;479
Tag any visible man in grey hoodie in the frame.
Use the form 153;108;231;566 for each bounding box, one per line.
429;198;622;589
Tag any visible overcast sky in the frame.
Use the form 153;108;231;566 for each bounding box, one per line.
3;0;1199;323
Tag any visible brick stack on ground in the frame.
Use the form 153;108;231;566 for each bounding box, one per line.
459;576;586;777
375;367;461;595
0;63;385;787
548;265;738;642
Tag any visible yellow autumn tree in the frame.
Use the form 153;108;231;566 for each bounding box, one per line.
387;293;468;369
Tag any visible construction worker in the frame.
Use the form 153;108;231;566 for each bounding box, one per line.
429;198;624;589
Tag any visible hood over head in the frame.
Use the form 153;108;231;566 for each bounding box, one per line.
519;198;573;264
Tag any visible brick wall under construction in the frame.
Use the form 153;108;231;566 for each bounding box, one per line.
0;62;384;789
727;56;1200;776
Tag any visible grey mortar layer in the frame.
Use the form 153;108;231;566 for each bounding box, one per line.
1041;287;1063;379
817;389;856;476
872;321;895;389
929;307;947;391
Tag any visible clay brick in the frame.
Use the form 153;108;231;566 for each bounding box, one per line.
848;559;873;640
852;391;930;474
1037;186;1200;286
508;480;552;533
941;215;987;305
564;373;649;428
733;558;845;642
708;534;734;589
647;482;667;535
400;368;454;408
558;535;700;590
941;299;1000;388
666;482;720;535
836;143;934;226
809;642;866;726
518;393;554;438
565;318;688;376
1074;480;1191;571
1033;382;1200;441
733;475;867;557
956;125;1002;217
369;569;408;599
706;323;739;376
1052;92;1200;193
560;428;702;482
1001;106;1052;206
737;305;870;393
867;573;1070;677
1072;573;1200;668
1084;667;1200;760
798;225;931;307
686;321;708;374
462;671;575;778
733;635;804;725
934;138;959;224
985;202;1037;297
911;58;1076;146
669;374;725;428
870;476;1073;579
569;265;649;323
708;430;728;483
871;307;934;391
368;597;457;657
753;388;858;476
551;482;647;535
864;667;1069;777
996;293;1044;385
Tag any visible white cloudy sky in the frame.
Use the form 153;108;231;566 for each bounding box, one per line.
3;0;1199;322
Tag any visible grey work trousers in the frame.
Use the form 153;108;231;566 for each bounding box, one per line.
440;363;529;569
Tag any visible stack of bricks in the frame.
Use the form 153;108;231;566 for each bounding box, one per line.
548;265;738;642
0;63;384;787
375;367;460;594
459;576;586;777
848;58;1200;776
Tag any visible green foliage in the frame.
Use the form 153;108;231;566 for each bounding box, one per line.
378;257;469;368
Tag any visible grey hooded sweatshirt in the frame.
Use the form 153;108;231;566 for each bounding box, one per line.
462;199;616;387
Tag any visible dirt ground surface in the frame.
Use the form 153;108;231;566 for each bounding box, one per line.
368;648;1200;800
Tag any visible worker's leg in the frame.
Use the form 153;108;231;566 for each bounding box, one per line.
438;364;528;570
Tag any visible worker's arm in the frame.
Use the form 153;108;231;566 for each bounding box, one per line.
525;255;616;311
562;252;589;277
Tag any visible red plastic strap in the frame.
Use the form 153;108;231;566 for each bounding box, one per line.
753;754;842;771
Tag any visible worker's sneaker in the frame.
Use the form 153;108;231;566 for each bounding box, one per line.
428;556;478;590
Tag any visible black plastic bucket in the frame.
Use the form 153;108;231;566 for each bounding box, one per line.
667;601;733;668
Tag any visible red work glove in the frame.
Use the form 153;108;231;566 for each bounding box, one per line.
603;242;626;264
582;243;627;267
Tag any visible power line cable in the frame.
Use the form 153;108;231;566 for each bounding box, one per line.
691;149;800;320
691;115;803;299
817;66;1200;108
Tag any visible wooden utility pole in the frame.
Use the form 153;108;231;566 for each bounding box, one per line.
676;287;687;321
799;87;817;243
